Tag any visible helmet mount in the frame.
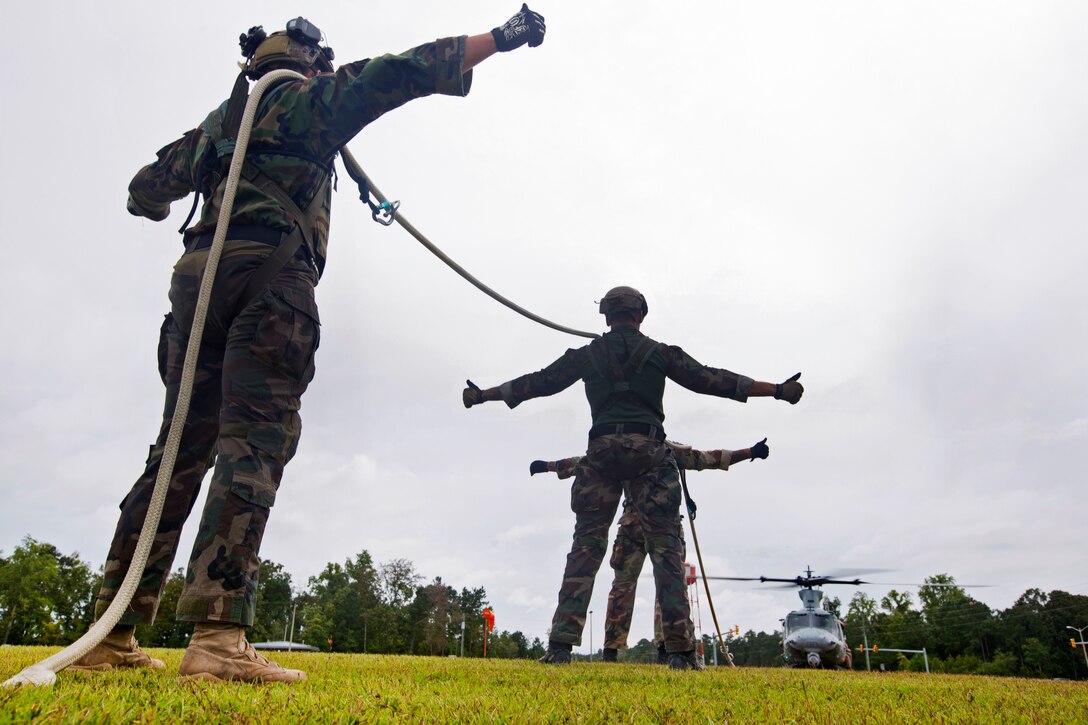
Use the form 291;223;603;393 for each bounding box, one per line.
240;18;335;77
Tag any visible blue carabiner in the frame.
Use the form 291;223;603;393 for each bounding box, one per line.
372;199;400;226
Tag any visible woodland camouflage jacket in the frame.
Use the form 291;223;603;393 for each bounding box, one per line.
499;328;755;429
127;37;472;271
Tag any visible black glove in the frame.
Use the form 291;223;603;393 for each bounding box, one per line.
774;372;803;405
463;379;483;408
492;3;546;52
749;438;769;461
529;460;548;476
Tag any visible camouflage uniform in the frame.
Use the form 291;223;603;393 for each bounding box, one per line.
96;38;473;627
549;446;733;650
499;328;753;653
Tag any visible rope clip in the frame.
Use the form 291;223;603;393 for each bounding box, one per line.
371;199;399;226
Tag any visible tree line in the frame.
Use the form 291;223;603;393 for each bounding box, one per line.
0;536;545;660
6;537;1086;677
721;574;1088;679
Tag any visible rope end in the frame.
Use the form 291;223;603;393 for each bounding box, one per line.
3;664;56;688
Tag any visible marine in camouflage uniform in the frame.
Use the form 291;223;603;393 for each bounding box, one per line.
531;440;768;658
75;8;546;681
466;286;802;669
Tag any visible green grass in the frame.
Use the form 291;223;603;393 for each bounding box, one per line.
1;646;1085;723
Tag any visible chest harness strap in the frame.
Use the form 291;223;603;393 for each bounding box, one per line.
587;336;659;418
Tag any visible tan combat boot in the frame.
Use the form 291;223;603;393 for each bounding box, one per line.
178;623;306;683
69;626;166;671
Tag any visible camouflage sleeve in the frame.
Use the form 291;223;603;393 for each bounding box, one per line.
659;344;754;402
128;127;208;220
678;448;733;471
552;457;583;479
498;347;585;409
301;36;473;155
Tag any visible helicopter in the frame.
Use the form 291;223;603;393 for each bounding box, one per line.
707;567;873;669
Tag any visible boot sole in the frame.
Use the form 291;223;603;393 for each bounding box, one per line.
179;671;306;684
69;661;166;672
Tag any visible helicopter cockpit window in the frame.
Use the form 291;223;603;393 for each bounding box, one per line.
786;612;808;630
814;613;838;632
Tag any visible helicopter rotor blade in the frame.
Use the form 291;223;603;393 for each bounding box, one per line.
867;581;994;588
703;576;763;582
820;568;893;579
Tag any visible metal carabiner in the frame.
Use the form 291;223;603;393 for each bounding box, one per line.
371;199;400;226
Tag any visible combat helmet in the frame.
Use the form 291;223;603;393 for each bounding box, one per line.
598;286;648;322
240;17;335;77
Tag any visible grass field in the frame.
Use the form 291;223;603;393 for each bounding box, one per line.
2;646;1085;723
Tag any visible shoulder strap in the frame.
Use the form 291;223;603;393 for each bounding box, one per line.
588;335;660;416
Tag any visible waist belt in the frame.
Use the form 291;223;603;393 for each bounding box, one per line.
588;423;666;442
185;224;286;252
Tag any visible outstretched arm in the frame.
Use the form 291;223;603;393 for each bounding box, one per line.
747;373;804;404
529;456;582;478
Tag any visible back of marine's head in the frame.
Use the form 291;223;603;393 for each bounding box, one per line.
239;17;336;78
598;285;648;326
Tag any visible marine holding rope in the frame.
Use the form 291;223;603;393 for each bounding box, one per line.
72;7;546;684
463;286;802;670
530;438;769;664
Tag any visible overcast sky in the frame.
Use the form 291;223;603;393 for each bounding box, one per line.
2;2;1085;652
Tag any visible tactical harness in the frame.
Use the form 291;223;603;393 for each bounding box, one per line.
586;335;661;435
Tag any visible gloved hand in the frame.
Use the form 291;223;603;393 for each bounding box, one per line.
774;372;803;404
529;460;548;475
463;379;484;408
749;438;769;461
492;3;546;52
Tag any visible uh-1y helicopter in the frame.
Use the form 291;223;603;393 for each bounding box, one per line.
708;567;879;669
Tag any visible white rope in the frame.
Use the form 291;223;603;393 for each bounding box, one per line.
339;149;600;341
3;69;306;689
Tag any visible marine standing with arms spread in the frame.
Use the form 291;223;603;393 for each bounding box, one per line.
530;438;770;662
464;286;802;669
72;7;546;683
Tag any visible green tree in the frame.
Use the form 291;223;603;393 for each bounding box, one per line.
0;537;95;645
844;591;878;669
251;560;294;643
135;569;193;647
726;629;785;667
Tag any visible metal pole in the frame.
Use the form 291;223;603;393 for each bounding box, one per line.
364;615;368;654
460;617;465;658
589;610;594;662
923;647;929;674
863;627;871;671
288;601;297;647
712;636;719;666
1068;626;1088;670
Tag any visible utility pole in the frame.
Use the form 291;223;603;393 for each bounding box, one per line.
589;610;594;662
1068;625;1088;672
287;600;297;648
862;625;871;672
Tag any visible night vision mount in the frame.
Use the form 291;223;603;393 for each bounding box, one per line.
239;17;335;64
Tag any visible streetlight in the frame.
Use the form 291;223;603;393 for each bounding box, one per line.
589;610;594;662
1067;625;1088;670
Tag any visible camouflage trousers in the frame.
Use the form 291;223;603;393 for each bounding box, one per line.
604;506;693;649
548;434;693;653
94;248;319;627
